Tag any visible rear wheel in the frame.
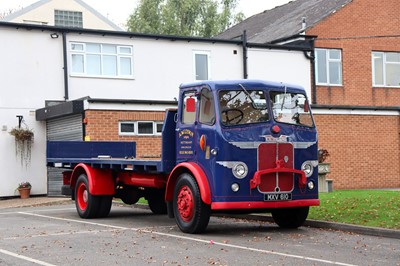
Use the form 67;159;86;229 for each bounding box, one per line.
271;206;309;228
75;174;100;218
119;186;141;205
147;189;167;214
96;196;112;218
173;173;210;234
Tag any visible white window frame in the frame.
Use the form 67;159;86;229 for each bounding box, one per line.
119;121;163;136
119;121;135;136
372;51;400;88
137;121;155;136
70;42;134;79
155;122;163;135
193;50;211;81
315;48;342;86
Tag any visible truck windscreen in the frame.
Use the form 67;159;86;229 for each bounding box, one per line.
270;91;314;127
219;90;269;126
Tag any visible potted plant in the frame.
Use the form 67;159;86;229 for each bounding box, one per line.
318;149;331;192
9;127;34;167
16;181;32;199
318;148;331;174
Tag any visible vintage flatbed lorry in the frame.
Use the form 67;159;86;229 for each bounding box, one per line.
47;79;320;233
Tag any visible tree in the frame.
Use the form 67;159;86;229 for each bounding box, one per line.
127;0;244;37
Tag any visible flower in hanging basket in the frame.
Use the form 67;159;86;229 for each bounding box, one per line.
17;181;32;190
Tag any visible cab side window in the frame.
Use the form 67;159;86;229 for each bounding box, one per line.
199;88;215;125
182;91;197;124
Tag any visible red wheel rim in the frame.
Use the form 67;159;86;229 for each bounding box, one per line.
77;182;88;211
177;185;194;222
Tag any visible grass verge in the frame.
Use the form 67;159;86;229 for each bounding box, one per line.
308;190;400;229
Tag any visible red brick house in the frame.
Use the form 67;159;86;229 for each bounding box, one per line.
218;0;400;189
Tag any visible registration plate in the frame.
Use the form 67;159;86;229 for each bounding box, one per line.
264;193;292;201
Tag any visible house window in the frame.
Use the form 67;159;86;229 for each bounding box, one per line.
156;122;163;135
54;10;83;28
70;42;133;78
119;121;163;136
315;48;342;86
372;52;400;87
193;51;210;80
138;122;153;135
119;122;135;135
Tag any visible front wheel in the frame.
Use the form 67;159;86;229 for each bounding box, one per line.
173;173;210;234
271;206;309;228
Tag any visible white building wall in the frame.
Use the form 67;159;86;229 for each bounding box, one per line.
66;34;244;101
248;48;312;98
0;28;64;197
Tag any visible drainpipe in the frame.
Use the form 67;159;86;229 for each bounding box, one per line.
242;30;248;79
303;38;316;104
62;32;69;101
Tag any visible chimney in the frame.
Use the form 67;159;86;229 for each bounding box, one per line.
300;17;306;34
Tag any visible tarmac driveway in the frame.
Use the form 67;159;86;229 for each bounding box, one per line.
0;202;399;265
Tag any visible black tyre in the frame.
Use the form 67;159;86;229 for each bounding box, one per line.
96;196;112;218
147;189;167;214
120;186;141;205
173;173;211;234
75;174;101;218
271;206;309;228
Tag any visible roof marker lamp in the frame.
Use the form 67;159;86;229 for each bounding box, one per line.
271;125;280;134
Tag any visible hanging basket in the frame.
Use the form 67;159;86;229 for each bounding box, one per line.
9;127;34;167
9;128;34;142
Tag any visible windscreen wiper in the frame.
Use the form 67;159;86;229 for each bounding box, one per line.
238;83;258;108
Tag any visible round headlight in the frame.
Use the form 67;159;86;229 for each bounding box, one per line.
307;181;315;190
232;163;248;179
301;162;313;177
231;183;240;192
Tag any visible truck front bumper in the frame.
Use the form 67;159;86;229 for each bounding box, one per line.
211;199;320;211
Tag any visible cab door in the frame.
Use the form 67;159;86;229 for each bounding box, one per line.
176;89;197;163
195;88;217;189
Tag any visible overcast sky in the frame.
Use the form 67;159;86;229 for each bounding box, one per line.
0;0;292;28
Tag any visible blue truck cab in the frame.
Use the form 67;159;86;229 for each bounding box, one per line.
165;80;319;232
48;79;319;234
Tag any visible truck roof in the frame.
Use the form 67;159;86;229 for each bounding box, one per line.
179;79;306;93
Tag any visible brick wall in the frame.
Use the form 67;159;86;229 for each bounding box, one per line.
84;110;165;158
314;113;400;189
307;0;400;106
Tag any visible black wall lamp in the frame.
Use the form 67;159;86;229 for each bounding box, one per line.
50;32;59;39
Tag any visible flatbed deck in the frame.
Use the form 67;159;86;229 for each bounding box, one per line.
47;141;164;172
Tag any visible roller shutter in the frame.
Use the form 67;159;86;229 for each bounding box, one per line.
46;114;83;196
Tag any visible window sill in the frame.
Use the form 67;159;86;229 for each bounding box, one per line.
70;74;135;80
316;84;343;88
372;86;400;89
